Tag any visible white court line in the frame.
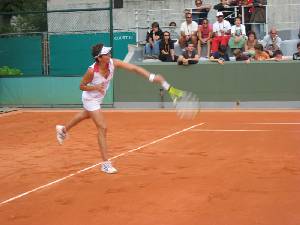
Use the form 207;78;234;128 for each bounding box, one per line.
0;122;205;207
191;129;271;132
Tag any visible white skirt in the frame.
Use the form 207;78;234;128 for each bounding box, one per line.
82;96;103;111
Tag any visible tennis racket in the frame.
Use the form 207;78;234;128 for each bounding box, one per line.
168;86;200;120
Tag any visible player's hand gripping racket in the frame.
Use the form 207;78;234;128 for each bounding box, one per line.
168;86;200;119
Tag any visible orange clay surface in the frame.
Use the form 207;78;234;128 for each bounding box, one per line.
0;110;300;225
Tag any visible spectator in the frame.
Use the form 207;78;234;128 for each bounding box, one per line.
179;12;199;49
267;50;288;61
214;0;235;25
144;22;163;58
177;42;199;65
159;31;177;62
228;17;246;51
210;44;230;64
253;43;269;61
244;31;258;57
212;11;231;53
262;27;282;58
292;42;300;60
233;48;250;62
192;0;212;25
168;21;180;41
249;0;267;40
197;18;212;58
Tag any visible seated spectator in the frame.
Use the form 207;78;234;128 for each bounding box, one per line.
262;27;282;58
159;31;177;62
228;17;246;51
197;18;212;57
233;48;250;62
192;0;212;25
168;21;180;41
177;42;199;65
293;42;300;60
179;12;199;49
249;0;267;40
210;44;230;64
253;43;269;61
244;31;258;57
213;0;235;25
212;12;231;53
144;22;163;58
267;50;289;61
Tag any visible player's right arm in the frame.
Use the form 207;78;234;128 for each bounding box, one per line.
79;68;104;93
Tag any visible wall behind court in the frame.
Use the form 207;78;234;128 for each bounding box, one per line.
1;62;299;108
114;61;300;104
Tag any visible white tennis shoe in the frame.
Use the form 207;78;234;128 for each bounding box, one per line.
101;161;118;174
56;125;67;145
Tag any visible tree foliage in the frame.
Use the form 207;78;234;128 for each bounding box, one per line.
0;0;47;34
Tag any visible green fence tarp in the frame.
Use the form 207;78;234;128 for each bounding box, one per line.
0;35;43;76
0;32;135;76
49;32;135;76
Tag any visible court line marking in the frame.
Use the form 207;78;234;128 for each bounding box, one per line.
191;129;271;132
0;122;205;207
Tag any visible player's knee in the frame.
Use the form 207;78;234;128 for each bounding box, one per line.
96;124;107;134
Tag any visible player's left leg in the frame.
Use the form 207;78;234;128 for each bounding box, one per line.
88;109;117;174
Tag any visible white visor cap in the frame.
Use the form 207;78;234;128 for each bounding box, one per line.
95;46;112;58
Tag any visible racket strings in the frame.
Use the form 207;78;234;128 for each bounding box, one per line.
175;91;200;119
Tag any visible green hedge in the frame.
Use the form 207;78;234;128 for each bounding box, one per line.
0;66;23;76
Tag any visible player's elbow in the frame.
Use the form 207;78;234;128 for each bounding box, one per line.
79;84;85;91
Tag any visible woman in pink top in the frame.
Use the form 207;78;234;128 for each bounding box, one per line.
197;18;212;57
56;43;177;174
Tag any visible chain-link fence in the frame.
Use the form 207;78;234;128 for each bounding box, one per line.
0;6;113;76
47;8;111;34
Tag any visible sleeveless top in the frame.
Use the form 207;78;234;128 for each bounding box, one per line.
198;24;212;39
82;58;115;99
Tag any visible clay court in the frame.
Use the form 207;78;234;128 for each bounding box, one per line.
0;110;299;225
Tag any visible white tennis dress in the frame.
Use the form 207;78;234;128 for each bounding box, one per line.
82;59;114;111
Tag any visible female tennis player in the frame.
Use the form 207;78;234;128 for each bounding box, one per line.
56;43;181;174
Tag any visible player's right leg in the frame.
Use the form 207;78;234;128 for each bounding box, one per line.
56;110;90;144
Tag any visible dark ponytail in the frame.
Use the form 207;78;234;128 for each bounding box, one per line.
92;43;104;62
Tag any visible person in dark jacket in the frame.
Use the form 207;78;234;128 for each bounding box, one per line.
159;31;177;62
144;22;163;58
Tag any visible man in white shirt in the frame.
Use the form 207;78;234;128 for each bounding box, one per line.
262;27;282;57
212;11;231;53
179;12;199;49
